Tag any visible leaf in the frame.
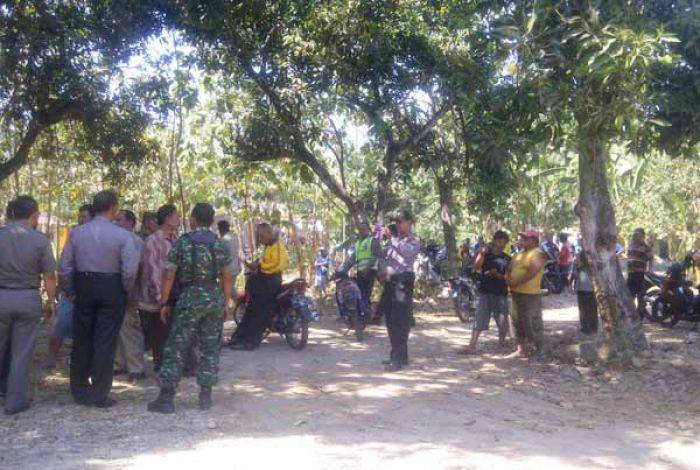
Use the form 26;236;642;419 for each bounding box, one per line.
649;118;671;127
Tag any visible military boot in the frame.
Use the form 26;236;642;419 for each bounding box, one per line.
147;387;175;414
199;386;212;411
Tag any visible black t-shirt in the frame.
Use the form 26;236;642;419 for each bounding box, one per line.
479;251;511;295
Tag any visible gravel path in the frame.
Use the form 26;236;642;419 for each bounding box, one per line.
2;294;699;469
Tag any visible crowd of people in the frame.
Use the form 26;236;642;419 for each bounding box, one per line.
1;187;696;416
0;191;423;415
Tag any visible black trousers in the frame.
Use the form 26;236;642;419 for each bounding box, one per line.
0;339;9;395
71;273;126;403
232;272;282;346
385;272;415;364
356;270;376;314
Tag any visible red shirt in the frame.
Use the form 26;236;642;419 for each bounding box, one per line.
559;243;571;266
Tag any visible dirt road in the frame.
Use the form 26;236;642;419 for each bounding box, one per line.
2;294;699;469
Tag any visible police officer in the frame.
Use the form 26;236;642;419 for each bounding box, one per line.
342;221;380;316
0;196;57;414
380;210;420;372
148;203;233;413
59;190;140;407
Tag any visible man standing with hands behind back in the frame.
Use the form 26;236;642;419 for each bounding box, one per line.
59;190;140;408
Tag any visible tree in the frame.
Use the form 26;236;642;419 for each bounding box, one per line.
167;0;488;224
0;0;165;182
508;1;698;362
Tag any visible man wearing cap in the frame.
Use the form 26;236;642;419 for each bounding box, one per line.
59;189;140;407
461;230;512;355
507;229;547;357
379;210;421;371
0;196;57;414
627;228;654;318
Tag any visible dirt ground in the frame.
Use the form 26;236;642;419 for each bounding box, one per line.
2;293;700;469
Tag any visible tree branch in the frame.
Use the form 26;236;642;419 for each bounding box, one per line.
0;99;85;183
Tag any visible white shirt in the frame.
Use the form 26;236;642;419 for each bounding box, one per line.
221;232;241;277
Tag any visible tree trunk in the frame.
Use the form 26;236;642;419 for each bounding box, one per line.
575;132;648;364
436;172;458;276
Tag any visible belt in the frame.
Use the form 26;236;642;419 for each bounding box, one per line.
181;280;220;288
75;272;122;278
0;285;39;290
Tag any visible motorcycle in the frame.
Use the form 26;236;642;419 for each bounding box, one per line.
448;271;478;324
230;278;318;350
644;271;700;328
425;243;449;280
541;260;564;295
331;270;368;341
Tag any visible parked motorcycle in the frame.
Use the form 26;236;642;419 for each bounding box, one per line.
643;268;700;328
230;278;318;349
331;270;367;341
448;271;478;325
541;260;564;295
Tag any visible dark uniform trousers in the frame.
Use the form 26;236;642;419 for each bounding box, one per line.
71;273;126;403
356;270;376;314
385;272;415;364
233;272;282;346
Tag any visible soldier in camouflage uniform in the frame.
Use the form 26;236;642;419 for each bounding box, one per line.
148;203;233;413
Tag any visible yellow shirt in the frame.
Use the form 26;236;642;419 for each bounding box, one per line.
260;240;289;274
510;247;545;295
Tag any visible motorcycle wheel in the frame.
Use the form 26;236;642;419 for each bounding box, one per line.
650;298;680;328
454;290;475;328
232;301;246;325
548;275;563;295
642;288;661;323
284;308;309;350
348;308;365;342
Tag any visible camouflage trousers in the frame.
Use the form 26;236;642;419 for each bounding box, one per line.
159;289;225;389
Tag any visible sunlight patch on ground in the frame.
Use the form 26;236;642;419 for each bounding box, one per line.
90;433;684;470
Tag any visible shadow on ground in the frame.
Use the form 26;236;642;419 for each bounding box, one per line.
2;294;699;469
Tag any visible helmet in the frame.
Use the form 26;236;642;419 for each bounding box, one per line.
666;263;684;280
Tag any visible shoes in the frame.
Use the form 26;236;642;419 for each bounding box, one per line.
4;403;31;415
148;387;176;414
113;368;127;376
90;397;117;408
199;386;212;411
73;395;92;406
384;362;403;372
229;342;257;351
127;372;146;382
381;359;408;366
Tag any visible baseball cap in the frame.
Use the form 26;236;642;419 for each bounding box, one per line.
518;228;540;240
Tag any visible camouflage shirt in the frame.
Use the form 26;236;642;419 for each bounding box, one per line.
166;228;233;289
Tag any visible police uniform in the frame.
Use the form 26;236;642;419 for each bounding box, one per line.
158;228;232;390
59;215;140;406
0;221;56;413
381;232;420;367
